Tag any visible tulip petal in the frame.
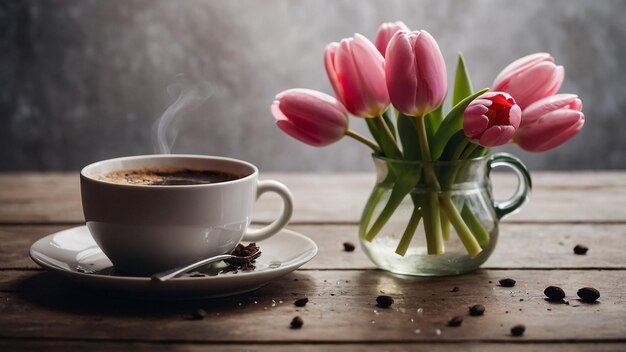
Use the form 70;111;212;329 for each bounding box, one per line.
505;61;564;109
375;21;410;56
522;94;580;127
545;65;565;97
515;109;584;151
479;125;516;147
464;102;490;116
385;31;418;115
324;43;347;107
529;118;584;152
412;30;447;116
272;89;348;147
464;114;490;139
334;38;369;116
493;53;553;90
273;103;324;147
351;33;390;116
509;103;522;129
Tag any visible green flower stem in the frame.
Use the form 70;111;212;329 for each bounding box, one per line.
461;203;490;247
415;115;443;255
422;193;444;254
374;115;403;159
439;195;482;256
382;110;397;141
395;204;422;256
345;129;381;154
440;207;450;241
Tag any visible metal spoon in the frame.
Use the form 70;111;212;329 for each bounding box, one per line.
151;250;261;282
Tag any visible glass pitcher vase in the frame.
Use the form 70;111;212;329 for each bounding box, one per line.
359;152;531;276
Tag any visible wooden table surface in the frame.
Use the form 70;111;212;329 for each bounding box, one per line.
1;172;625;351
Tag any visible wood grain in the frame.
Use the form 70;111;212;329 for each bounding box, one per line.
1;340;625;352
4;223;625;270
0;269;624;342
1;172;625;224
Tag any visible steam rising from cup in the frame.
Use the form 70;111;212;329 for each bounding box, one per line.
152;76;213;154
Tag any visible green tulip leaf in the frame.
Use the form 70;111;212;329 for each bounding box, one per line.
366;117;402;159
453;52;474;106
397;112;421;161
439;130;468;161
432;88;489;160
425;101;444;133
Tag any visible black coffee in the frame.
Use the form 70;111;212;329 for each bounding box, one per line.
99;167;241;185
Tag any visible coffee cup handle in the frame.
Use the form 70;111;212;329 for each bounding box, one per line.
243;180;294;242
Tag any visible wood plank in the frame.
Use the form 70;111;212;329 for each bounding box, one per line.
0;173;82;224
1;172;626;224
1;340;625;352
5;224;626;270
0;269;624;342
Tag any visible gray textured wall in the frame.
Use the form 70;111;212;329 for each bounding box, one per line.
1;0;624;171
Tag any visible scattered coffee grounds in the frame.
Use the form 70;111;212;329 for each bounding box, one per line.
191;308;207;320
544;286;566;301
343;242;356;252
469;304;485;316
376;295;394;308
573;244;589;255
451;286;460;292
511;324;526;336
294;297;309;307
577;287;600;302
290;316;304;329
499;278;516;287
448;316;463;327
225;243;260;272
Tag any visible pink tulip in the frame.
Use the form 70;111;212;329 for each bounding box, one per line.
324;34;390;118
463;92;521;147
385;30;447;117
514;94;584;152
374;21;410;57
493;53;564;109
271;88;349;147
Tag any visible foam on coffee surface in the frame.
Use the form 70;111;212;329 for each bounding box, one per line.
97;167;240;185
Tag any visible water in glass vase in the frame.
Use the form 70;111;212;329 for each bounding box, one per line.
359;153;530;276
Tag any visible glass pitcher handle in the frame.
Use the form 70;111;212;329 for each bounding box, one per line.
487;153;532;219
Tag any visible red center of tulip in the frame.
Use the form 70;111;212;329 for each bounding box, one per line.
485;94;515;127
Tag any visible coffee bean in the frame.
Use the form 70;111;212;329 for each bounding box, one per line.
343;242;355;252
577;287;600;302
573;244;588;255
376;295;394;308
511;324;526;336
290;316;304;329
191;308;207;320
499;278;516;287
544;286;566;301
448;315;463;327
469;304;485;316
294;297;309;307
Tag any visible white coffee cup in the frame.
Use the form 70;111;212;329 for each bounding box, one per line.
80;154;293;276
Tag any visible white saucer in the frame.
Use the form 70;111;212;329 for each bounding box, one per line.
29;226;317;299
